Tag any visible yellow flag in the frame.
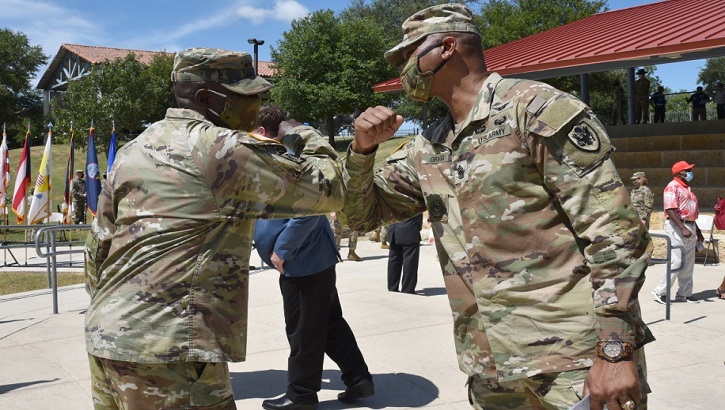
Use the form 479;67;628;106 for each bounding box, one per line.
28;131;53;224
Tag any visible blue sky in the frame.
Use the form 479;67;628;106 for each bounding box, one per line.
0;0;706;92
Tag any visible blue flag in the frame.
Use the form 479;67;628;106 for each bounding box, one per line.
86;127;102;216
107;129;117;175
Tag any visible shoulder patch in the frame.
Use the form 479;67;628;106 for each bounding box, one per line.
538;98;584;132
550;117;614;176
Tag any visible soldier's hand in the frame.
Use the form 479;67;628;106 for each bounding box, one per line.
584;360;641;410
352;106;403;154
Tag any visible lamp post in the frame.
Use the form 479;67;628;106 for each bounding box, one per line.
247;38;264;76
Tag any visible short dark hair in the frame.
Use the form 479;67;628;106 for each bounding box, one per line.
257;105;286;137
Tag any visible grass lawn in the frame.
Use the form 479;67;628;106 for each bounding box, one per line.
0;271;85;296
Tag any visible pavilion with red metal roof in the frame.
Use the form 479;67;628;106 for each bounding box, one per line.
374;0;725;93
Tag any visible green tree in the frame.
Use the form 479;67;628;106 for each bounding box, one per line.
476;0;607;50
697;57;725;95
0;29;48;147
271;10;396;145
51;52;174;155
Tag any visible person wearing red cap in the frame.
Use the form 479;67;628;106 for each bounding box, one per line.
652;161;704;304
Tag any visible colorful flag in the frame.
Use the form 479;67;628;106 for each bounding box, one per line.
61;127;75;223
86;127;102;216
28;130;53;224
0;127;10;217
107;128;117;176
11;131;31;223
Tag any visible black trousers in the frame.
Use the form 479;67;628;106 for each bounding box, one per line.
279;266;370;404
387;243;420;294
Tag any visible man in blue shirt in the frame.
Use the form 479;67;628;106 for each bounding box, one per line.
650;86;667;123
687;86;711;121
254;105;374;410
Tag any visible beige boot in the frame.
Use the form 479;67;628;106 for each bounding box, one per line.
369;231;380;242
347;250;363;261
380;240;389;250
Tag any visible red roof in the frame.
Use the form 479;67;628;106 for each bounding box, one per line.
62;43;170;65
37;44;276;90
374;0;725;92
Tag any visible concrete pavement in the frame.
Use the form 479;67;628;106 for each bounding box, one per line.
1;239;724;409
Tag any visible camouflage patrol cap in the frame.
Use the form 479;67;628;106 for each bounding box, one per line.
171;47;272;95
631;172;645;180
384;3;480;67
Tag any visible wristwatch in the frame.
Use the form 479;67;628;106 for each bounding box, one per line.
596;341;634;362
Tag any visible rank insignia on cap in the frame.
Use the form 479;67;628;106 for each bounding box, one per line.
567;122;599;152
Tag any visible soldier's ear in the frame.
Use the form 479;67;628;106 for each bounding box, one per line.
195;89;212;109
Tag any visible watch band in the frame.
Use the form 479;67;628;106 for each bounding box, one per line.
596;341;635;362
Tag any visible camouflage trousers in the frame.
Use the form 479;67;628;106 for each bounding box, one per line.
330;219;358;251
468;349;649;410
73;200;86;224
89;354;236;409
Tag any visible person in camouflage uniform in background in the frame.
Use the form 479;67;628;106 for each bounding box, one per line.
630;172;654;229
369;224;390;248
71;169;86;224
84;48;344;410
634;68;651;124
341;4;652;410
329;211;363;261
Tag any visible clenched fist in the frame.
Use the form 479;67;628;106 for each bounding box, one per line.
352;106;404;154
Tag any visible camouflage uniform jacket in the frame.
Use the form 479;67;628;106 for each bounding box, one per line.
630;186;654;222
341;73;653;382
85;108;343;363
71;178;86;202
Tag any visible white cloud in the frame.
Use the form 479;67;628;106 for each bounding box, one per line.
235;0;309;25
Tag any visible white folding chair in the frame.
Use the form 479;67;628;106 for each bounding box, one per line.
695;215;720;265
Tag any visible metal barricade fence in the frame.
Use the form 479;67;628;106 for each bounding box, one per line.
34;224;91;314
649;232;685;320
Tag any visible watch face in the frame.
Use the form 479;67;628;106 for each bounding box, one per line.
603;342;624;359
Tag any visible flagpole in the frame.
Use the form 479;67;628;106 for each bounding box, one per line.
24;122;30;265
2;123;6;265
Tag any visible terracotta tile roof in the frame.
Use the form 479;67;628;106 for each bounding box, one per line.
37;44;276;90
62;43;172;65
256;60;276;77
374;0;725;92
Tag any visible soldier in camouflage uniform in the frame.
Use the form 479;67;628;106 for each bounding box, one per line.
630;172;654;229
329;212;363;261
341;5;652;410
71;170;86;224
84;48;344;410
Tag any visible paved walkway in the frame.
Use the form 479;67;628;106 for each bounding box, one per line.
1;239;724;409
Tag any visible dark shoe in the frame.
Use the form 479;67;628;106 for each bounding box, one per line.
337;378;375;403
716;288;725;300
262;395;317;410
675;293;699;303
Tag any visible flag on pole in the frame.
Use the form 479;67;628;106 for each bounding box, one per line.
107;128;117;176
86;127;102;216
11;130;31;223
28;130;53;224
61;127;75;223
0;127;11;216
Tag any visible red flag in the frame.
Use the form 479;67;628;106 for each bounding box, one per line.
61;128;75;223
12;131;31;223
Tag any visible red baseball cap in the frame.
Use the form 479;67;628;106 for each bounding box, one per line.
672;161;695;175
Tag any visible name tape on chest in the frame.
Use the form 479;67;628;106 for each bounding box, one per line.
422;151;450;165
